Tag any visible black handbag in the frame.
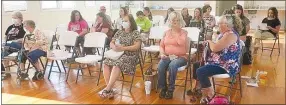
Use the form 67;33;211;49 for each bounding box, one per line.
243;36;252;65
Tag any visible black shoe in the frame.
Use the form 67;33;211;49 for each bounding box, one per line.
187;88;202;97
159;89;167;99
165;91;173;99
32;71;44;81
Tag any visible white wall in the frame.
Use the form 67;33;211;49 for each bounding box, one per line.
2;1;103;36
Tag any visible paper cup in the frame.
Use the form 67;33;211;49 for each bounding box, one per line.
145;81;152;95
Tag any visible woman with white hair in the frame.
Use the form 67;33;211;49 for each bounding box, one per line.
2;11;26;79
157;11;188;99
196;14;242;104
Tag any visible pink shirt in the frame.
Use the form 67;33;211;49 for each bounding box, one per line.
68;20;88;36
160;29;188;59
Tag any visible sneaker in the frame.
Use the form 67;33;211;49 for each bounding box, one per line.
165;91;173;99
32;71;44;81
159;89;167;99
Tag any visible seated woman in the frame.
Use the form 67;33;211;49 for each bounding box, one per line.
232;4;250;42
158;11;188;99
2;11;26;79
114;7;128;31
196;14;242;104
189;7;205;39
143;7;153;21
92;12;113;43
253;7;281;54
181;7;192;27
100;14;141;99
135;11;152;45
67;10;88;55
20;20;49;81
202;5;216;40
164;7;175;25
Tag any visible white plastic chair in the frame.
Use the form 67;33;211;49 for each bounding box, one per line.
142;26;169;64
46;31;79;80
152;15;165;26
211;40;245;99
72;32;107;84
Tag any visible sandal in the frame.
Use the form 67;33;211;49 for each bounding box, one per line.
200;95;215;104
187;88;202;98
99;90;114;99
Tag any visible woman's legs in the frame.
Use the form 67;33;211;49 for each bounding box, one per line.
103;64;112;85
105;66;121;91
196;65;227;102
157;58;171;90
253;30;275;54
167;57;187;92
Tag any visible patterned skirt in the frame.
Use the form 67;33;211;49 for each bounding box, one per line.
103;54;139;75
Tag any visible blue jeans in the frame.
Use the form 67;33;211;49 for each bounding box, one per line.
5;42;22;50
157;57;187;91
2;42;22;58
196;65;227;88
22;49;46;64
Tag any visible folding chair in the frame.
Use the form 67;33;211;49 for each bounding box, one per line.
142;26;169;64
119;48;144;92
261;33;280;56
152;15;165;26
155;27;200;99
211;40;245;102
73;32;107;85
45;31;78;80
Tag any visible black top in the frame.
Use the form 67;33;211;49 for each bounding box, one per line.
183;16;192;27
262;18;281;36
5;23;26;41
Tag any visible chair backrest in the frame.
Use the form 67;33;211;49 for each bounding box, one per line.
152;15;165;26
42;30;55;43
182;27;200;42
84;32;107;48
149;26;170;40
56;24;68;34
137;26;141;33
57;31;78;46
87;21;94;28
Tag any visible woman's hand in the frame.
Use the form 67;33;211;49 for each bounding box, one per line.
160;54;168;59
266;26;272;30
114;45;125;52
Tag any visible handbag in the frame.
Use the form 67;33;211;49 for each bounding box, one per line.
105;49;124;60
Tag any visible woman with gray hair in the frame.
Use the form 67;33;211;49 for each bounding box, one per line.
2;11;26;79
196;14;242;104
157;11;188;99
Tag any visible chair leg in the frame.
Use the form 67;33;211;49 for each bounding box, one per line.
270;39;277;56
139;58;144;81
55;60;62;73
261;39;264;52
238;73;243;97
65;63;72;82
48;60;54;80
76;65;81;84
97;61;103;86
149;52;153;64
278;37;280;55
43;58;49;76
129;72;135;92
61;60;67;73
212;77;216;93
183;67;189;99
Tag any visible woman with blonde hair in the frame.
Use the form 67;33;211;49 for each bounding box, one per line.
158;11;187;99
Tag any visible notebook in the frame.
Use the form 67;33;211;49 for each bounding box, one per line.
259;23;268;30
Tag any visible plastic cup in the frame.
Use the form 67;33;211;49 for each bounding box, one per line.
145;81;151;95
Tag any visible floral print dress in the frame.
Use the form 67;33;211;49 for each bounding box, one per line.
103;30;141;74
205;29;241;77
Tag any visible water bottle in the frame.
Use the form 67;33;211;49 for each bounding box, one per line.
115;39;121;46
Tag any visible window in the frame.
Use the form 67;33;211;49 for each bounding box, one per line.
3;1;27;12
41;1;75;9
41;1;57;9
